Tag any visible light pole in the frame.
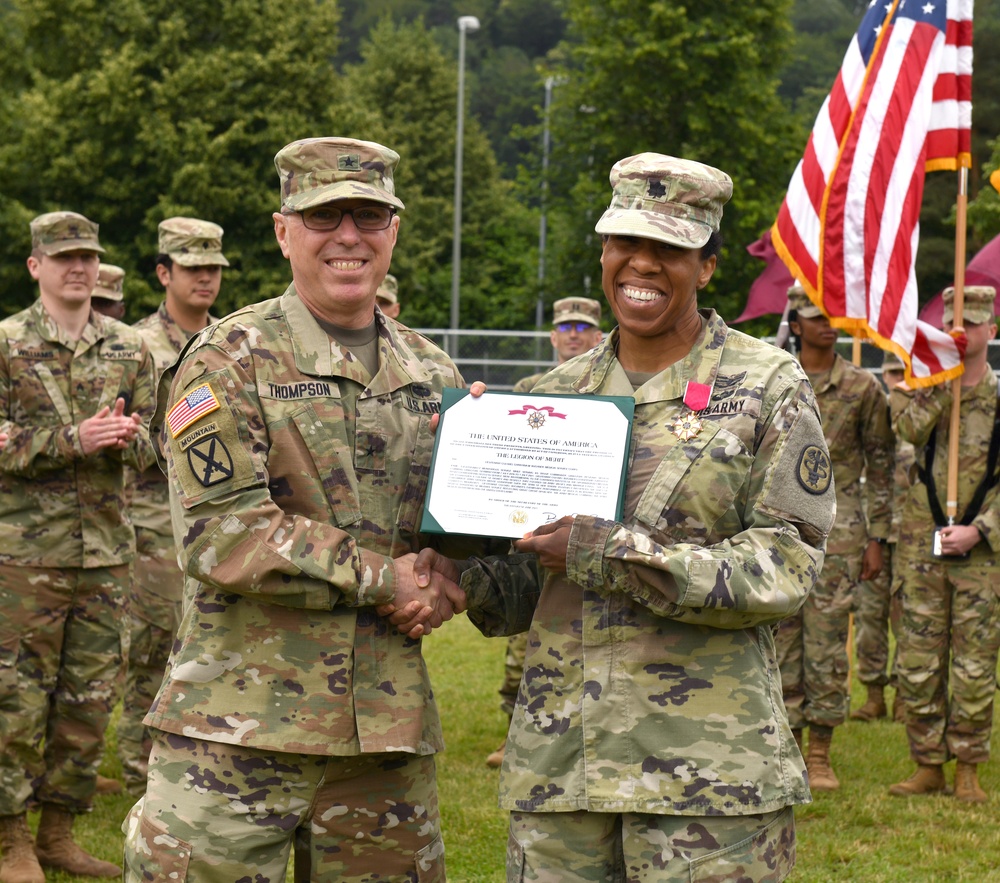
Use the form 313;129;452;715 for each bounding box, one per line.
450;14;480;357
535;75;558;334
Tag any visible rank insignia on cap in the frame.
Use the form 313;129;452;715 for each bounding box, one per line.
187;435;234;487
797;445;832;495
338;154;361;171
167;383;221;438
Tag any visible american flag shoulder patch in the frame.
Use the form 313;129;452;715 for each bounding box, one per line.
167;383;221;438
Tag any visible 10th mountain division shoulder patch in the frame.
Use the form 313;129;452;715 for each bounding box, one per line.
187;435;234;487
797;444;832;495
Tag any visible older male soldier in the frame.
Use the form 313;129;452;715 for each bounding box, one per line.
0;212;156;881
122;138;469;883
113;217;229;798
889;285;1000;803
486;295;602;768
774;286;893;791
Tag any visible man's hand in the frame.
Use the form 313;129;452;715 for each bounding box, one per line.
79;397;142;454
860;539;884;581
429;380;487;434
935;524;981;556
0;431;7;452
513;515;574;572
377;549;466;638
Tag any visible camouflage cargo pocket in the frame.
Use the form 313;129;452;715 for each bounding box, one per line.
505;829;526;882
0;631;18;696
122;804;192;883
414;833;446;882
688;806;795;883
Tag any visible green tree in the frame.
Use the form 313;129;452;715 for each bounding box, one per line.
339;17;537;329
0;0;345;320
543;0;803;325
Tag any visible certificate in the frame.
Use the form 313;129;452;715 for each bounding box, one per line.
421;389;634;538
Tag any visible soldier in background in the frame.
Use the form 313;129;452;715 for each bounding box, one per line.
395;153;833;880
122;137;471;881
0;212;156;881
889;285;1000;803
486;295;602;768
774;285;893;792
375;272;401;319
851;350;911;723
114;217;228;797
91;263;126;320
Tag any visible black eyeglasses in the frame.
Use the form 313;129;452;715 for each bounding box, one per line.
286;204;396;232
554;322;595;333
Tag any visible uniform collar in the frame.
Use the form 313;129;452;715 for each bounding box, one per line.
30;298;104;351
573;308;729;405
281;286;439;394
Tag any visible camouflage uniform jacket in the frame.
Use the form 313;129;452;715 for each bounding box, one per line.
808;354;893;555
891;368;1000;564
462;311;835;815
130;303;210;537
145;286;464;755
0;299;156;567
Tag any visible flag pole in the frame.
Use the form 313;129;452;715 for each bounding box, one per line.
946;166;969;523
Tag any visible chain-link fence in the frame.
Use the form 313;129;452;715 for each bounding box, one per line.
414;328;1000;389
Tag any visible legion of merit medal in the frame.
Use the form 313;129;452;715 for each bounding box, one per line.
671;380;713;441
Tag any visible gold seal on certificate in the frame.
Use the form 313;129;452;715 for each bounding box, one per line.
421;389;634;538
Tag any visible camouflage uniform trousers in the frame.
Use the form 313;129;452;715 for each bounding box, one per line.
853;543;900;688
894;558;1000;765
499;632;528;719
117;526;183;796
506;806;795;882
0;563;128;815
774;552;858;729
123;732;445;883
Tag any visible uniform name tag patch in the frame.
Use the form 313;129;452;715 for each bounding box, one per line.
167;383;221;437
187;435;234;487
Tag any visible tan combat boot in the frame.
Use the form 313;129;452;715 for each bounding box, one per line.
33;805;120;878
805;728;840;791
0;814;45;883
892;691;906;723
888;764;947;797
850;685;887;721
954;762;987;803
485;741;506;768
95;774;122;795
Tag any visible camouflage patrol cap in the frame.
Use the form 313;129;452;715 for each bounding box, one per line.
942;285;997;325
787;283;823;319
93;263;125;302
881;350;905;372
376;273;398;305
30;211;105;256
274;137;405;212
553;297;601;327
158;217;229;267
595;153;732;249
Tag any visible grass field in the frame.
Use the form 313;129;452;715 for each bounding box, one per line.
31;614;1000;882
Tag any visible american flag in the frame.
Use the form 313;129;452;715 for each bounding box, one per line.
772;0;973;387
167;383;221;437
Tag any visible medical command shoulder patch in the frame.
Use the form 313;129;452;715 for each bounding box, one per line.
797;444;832;495
167;383;221;438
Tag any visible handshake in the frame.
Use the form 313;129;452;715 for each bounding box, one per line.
379;549;466;639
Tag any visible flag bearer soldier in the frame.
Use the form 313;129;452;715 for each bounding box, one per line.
0;211;156;881
775;285;894;791
889;285;1000;803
